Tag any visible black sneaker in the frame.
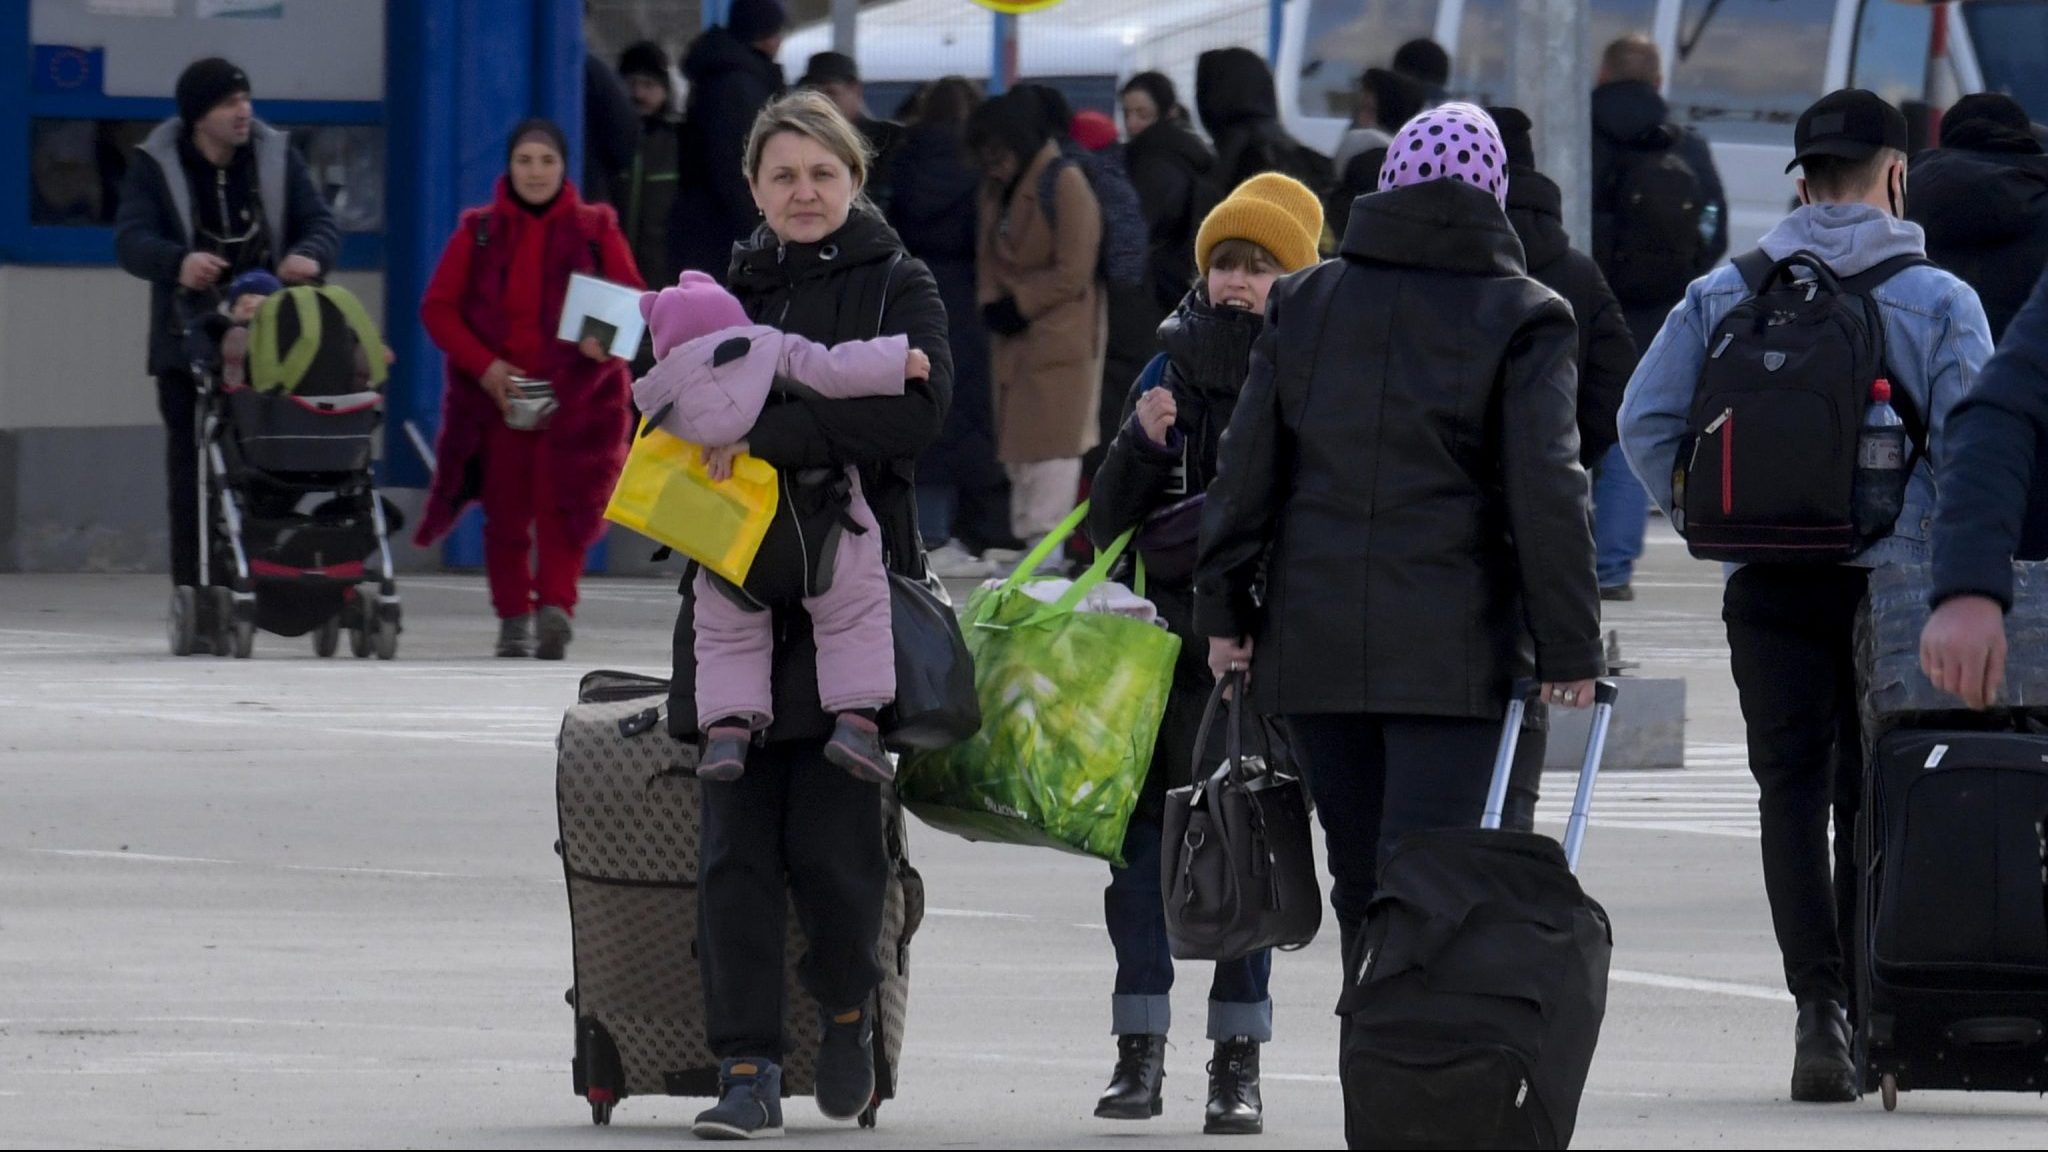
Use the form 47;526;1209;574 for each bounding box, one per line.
496;614;533;658
1790;1000;1858;1103
813;1003;876;1122
1599;583;1635;602
535;605;572;661
692;1057;784;1140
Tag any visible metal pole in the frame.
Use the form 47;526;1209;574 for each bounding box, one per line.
702;0;729;32
1511;0;1592;249
831;0;858;56
989;12;1017;95
1267;0;1284;68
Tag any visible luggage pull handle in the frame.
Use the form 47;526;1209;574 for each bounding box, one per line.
1482;678;1621;873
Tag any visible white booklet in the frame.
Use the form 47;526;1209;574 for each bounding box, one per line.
557;272;647;360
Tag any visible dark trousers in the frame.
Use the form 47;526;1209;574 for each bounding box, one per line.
1104;815;1274;1041
1723;564;1869;1008
1287;712;1507;964
696;739;889;1060
157;371;202;587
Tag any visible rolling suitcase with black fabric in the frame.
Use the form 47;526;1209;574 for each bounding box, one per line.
1857;728;2048;1111
555;670;924;1127
1339;680;1618;1150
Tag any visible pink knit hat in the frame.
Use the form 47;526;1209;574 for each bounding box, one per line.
1378;102;1509;207
639;271;752;360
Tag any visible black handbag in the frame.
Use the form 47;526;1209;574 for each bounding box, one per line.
881;568;981;752
1161;672;1322;961
1133;493;1205;583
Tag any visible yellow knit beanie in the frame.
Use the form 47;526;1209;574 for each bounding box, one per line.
1195;172;1325;276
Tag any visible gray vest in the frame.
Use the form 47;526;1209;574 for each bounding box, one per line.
137;118;290;251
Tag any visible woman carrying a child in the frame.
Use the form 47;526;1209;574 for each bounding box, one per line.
660;91;952;1141
1084;174;1324;1137
416;118;644;661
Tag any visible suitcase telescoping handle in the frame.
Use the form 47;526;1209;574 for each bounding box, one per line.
1482;677;1622;873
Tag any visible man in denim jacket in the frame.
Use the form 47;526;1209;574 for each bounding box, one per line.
1618;90;1992;1104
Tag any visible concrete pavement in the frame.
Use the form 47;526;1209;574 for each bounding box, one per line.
3;524;2046;1147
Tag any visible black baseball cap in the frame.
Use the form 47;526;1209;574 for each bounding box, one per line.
799;51;859;88
1786;88;1909;173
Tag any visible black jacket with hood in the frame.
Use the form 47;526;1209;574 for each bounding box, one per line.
1591;80;1728;340
1196;47;1331;196
1194;179;1603;719
1505;164;1638;465
667;209;952;743
1908;123;2048;344
1123;117;1218;313
1090;286;1270;814
670;26;785;282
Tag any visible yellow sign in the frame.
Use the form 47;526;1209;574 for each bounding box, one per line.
970;0;1066;13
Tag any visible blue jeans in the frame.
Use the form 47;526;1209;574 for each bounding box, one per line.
1593;442;1649;589
916;483;956;549
1104;816;1274;1041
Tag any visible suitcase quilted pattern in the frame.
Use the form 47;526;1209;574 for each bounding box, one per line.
557;694;916;1106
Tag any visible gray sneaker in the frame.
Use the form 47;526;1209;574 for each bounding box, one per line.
692;1058;784;1140
535;606;572;661
496;614;533;658
813;1004;876;1122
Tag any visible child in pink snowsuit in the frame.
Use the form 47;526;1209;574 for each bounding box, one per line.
635;271;927;784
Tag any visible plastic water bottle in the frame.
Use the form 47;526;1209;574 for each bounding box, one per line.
1854;378;1908;534
1698;201;1722;248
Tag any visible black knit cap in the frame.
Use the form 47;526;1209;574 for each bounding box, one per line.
1486;105;1537;170
799;51;859;88
176;57;250;126
727;0;787;44
618;41;672;89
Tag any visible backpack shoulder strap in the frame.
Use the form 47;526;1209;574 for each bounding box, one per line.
1840;254;1933;297
1732;248;1775;295
1037;153;1071;229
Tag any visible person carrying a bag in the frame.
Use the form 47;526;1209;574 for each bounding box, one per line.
1083;173;1323;1136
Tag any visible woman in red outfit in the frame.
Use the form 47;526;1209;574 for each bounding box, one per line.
417;119;644;659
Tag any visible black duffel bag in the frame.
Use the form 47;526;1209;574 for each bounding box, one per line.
1161;672;1321;961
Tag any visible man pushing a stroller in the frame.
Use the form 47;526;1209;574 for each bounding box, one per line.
115;55;339;647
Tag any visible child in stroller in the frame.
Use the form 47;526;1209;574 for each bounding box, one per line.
170;278;404;660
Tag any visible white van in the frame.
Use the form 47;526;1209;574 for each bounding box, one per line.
1277;0;2047;252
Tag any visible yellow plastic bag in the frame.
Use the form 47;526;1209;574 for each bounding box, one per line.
604;422;779;586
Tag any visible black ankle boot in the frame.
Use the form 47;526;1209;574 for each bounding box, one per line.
1094;1034;1165;1120
1204;1036;1263;1135
1791;1000;1858;1103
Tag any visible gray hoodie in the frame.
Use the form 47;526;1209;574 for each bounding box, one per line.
1616;203;1995;573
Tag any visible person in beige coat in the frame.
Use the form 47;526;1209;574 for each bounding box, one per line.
967;89;1107;546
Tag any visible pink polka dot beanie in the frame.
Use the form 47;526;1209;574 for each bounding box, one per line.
1378;102;1509;207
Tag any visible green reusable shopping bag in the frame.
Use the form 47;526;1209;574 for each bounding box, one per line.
897;504;1180;865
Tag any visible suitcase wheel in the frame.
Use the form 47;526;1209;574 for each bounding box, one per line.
858;1094;879;1129
1880;1073;1898;1112
589;1087;616;1126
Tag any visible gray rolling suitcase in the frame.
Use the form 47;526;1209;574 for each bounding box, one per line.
556;670;923;1127
1339;680;1619;1149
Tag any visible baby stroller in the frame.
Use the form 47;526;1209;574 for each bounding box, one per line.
170;283;403;659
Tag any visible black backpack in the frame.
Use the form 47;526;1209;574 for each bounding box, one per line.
1671;248;1929;565
1600;138;1705;305
1040;147;1150;290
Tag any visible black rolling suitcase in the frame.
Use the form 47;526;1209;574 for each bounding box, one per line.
555;670;924;1128
1340;680;1619;1150
1858;728;2048;1110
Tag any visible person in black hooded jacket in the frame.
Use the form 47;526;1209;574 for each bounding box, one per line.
668;91;952;1142
1195;106;1602;1004
1490;107;1637;467
887;77;1019;572
670;0;787;283
1908;93;2048;343
1196;47;1332;197
1084;172;1324;1136
1121;72;1219;316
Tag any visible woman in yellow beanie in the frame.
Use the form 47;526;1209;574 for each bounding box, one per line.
1079;171;1321;1138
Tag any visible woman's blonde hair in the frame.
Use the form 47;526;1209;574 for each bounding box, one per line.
743;89;873;196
